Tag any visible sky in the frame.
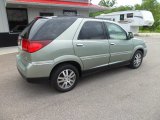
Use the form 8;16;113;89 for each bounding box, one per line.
91;0;157;6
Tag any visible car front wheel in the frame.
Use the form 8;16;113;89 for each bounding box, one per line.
129;50;143;69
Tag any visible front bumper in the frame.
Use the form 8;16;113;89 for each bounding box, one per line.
143;48;147;57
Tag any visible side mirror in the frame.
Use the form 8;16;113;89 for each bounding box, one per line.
127;32;134;39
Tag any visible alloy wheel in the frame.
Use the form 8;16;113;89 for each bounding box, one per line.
133;53;142;67
57;69;76;89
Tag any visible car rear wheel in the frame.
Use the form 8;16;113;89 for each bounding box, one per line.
129;50;143;69
50;64;79;92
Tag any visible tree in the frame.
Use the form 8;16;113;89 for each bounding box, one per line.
98;0;116;7
136;0;160;31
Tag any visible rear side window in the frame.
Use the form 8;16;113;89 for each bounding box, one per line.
20;17;77;40
78;21;106;40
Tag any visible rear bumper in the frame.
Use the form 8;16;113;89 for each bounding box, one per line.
17;67;49;82
16;55;53;80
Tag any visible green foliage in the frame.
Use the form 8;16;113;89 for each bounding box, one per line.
140;0;160;31
90;0;160;32
98;0;116;7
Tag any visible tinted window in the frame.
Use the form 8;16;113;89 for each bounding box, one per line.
20;19;47;39
105;23;127;40
127;13;133;18
78;21;105;40
21;17;77;40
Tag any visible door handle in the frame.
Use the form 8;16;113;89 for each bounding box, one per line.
110;43;116;45
76;44;84;47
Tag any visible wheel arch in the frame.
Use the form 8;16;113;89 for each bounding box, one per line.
132;46;145;58
136;48;144;55
49;60;82;80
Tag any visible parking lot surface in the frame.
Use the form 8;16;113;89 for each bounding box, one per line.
0;36;160;120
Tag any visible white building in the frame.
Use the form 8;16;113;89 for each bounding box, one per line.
0;0;106;47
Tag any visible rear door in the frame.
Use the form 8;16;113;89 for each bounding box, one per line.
73;19;110;70
104;22;133;64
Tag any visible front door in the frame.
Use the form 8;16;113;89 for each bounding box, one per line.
105;22;134;64
73;20;110;70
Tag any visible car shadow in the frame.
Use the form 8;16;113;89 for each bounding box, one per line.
78;66;130;86
17;65;131;96
17;76;59;95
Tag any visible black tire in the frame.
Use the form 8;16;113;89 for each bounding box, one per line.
129;50;143;69
50;64;79;92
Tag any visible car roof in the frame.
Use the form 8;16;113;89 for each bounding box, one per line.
42;16;114;21
38;16;117;25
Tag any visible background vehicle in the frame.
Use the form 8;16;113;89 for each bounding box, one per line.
96;10;154;34
16;17;147;92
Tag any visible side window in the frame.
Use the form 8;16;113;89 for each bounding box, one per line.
127;13;133;18
120;14;124;20
78;21;105;40
105;23;127;40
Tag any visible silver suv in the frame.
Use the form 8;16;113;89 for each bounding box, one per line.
17;17;147;92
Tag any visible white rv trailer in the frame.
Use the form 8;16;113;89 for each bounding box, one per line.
96;10;154;34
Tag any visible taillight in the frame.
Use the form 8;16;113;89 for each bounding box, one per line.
22;39;52;53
